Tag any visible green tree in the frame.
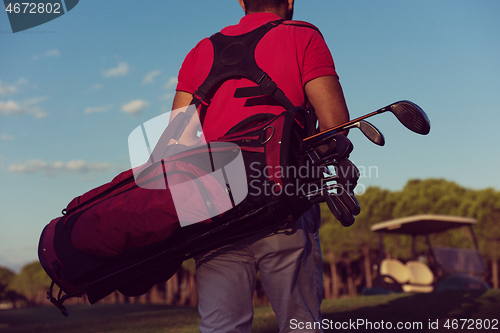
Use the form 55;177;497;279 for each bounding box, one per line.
320;186;397;296
320;187;396;260
461;188;500;288
0;266;16;301
392;178;469;217
7;261;52;306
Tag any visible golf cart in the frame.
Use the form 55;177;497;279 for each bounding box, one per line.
364;214;490;295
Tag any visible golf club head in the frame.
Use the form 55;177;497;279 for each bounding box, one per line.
323;190;355;227
346;120;385;146
388;100;431;135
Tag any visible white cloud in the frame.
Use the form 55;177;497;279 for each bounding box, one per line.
0;78;28;96
8;159;118;176
84;105;113;114
31;50;61;61
161;77;178;100
92;83;103;90
163;77;178;90
142;70;161;85
17;77;28;85
102;62;130;78
0;97;48;119
0;100;20;114
24;96;48;106
122;99;149;116
1;134;14;141
9;159;47;173
0;81;17;96
45;49;60;57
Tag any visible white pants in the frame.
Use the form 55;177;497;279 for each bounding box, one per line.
195;204;324;333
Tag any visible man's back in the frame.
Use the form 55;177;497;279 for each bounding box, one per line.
176;12;337;141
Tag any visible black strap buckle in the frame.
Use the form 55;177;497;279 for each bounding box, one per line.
192;90;211;107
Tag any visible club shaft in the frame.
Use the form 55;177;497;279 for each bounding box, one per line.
303;109;384;142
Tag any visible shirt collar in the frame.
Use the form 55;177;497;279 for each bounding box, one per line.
239;12;283;25
221;12;283;36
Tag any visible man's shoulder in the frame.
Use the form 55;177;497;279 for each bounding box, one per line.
281;20;323;37
188;36;213;55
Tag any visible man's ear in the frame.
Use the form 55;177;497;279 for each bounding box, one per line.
239;0;246;13
288;0;294;11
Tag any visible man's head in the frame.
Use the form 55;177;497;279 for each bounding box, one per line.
238;0;294;20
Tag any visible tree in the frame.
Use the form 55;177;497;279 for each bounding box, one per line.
7;261;52;306
461;188;500;288
0;266;15;288
0;266;16;302
320;186;397;296
392;178;469;217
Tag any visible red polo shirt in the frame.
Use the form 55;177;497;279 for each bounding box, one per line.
176;12;337;141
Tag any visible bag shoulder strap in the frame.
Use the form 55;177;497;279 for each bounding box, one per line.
190;19;296;125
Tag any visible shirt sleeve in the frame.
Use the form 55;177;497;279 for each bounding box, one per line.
301;29;338;86
176;47;197;94
176;38;213;94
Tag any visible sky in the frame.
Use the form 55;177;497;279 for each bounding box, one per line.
1;0;499;272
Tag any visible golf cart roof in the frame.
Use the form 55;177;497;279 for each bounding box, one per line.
370;214;477;235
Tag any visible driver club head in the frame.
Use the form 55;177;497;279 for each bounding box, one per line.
303;99;430;144
388;100;431;135
345;120;385;146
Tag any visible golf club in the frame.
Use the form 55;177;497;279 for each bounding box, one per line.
343;120;385;146
323;190;356;227
303;100;430;143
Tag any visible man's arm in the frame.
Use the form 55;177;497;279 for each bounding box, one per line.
304;75;349;134
170;90;202;145
172;90;193;112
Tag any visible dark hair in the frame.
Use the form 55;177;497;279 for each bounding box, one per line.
242;0;288;13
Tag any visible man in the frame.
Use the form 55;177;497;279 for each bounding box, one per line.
172;0;350;332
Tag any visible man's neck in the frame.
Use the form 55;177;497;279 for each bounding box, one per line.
247;7;289;20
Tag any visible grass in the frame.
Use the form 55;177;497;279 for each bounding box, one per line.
320;290;500;332
1;290;499;332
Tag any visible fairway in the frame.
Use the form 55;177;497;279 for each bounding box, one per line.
1;290;499;332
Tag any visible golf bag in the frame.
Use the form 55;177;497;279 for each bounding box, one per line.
38;19;360;316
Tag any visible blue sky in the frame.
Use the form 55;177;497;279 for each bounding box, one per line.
1;0;499;272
